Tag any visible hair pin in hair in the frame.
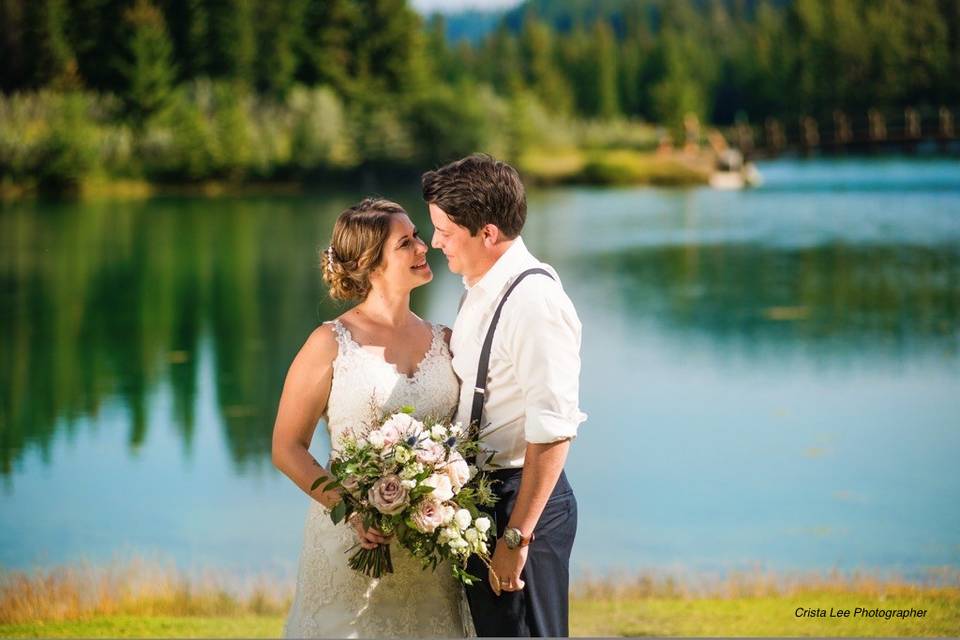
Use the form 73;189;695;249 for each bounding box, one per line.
324;245;336;277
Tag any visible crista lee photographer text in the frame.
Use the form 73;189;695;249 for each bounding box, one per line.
795;607;927;619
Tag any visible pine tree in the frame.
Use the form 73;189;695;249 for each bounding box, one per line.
519;16;572;113
594;20;620;119
118;0;176;124
22;0;77;87
254;0;306;96
297;0;360;95
205;0;255;83
70;0;133;92
157;0;206;81
0;0;28;91
353;0;425;96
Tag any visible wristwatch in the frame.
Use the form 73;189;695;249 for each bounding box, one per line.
503;527;534;550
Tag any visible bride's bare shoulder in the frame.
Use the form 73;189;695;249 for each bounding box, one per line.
297;322;339;366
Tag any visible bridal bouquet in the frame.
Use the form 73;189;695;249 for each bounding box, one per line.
312;406;498;584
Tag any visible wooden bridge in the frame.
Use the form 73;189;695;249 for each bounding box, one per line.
722;106;959;158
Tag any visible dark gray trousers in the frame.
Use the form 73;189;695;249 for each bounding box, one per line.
465;468;578;637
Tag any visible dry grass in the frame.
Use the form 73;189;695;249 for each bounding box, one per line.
3;558;958;633
0;558;291;625
573;565;960;600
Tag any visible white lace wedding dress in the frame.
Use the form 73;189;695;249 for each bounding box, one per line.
283;320;473;639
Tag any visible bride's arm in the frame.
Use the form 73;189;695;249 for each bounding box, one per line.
271;324;340;509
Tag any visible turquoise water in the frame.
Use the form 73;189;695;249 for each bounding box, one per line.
1;157;958;583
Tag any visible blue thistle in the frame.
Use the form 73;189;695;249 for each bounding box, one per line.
406;435;418;446
445;436;457;447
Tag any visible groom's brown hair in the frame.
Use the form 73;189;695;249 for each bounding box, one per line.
421;153;526;239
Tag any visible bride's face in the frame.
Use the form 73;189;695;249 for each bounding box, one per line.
369;214;432;292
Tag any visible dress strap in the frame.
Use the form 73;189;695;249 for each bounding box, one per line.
328;319;358;352
430;322;450;357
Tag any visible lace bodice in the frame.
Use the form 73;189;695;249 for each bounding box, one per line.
283;319;471;639
325;319;460;446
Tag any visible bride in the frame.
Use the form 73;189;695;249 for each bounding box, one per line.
271;198;470;638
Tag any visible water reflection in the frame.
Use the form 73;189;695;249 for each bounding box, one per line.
582;242;959;366
2;184;959;483
0;193;432;480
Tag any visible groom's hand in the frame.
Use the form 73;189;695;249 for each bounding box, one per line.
489;541;528;594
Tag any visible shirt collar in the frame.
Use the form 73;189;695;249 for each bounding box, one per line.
462;236;533;297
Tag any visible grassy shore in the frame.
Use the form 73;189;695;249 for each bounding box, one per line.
0;149;712;202
2;561;958;637
519;148;711;186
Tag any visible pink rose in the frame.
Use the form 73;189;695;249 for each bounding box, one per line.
367;474;409;515
443;452;470;492
411;499;446;533
379;421;403;447
415;440;446;466
382;413;422;440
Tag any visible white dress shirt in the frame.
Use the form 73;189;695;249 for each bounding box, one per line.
450;236;587;469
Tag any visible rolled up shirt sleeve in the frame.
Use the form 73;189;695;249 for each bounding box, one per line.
503;280;588;444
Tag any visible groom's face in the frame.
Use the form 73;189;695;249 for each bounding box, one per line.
428;203;484;278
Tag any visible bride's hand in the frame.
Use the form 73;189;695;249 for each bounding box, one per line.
348;513;392;550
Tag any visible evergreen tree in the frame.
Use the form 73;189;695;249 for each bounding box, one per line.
353;0;425;96
154;0;208;81
254;0;306;96
0;0;27;91
556;26;592;114
650;27;708;137
297;0;360;95
118;0;176;124
22;0;77;88
519;16;572;113
478;24;525;95
205;0;255;83
594;20;620;119
70;0;132;92
899;0;950;105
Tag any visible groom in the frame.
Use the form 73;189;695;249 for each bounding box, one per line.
422;154;586;637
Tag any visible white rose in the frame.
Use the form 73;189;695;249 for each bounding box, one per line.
464;528;479;544
474;517;491;534
449;537;469;550
430;425;447;441
440;504;456;525
442;526;461;541
423;474;454;502
367;430;386;449
454;508;472;531
394;446;412;464
401;479;416;489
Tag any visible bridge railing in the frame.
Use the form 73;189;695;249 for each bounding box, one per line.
725;105;958;157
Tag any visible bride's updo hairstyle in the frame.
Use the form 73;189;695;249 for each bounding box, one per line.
321;198;408;301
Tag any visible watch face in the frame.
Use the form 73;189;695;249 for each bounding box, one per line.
504;528;520;548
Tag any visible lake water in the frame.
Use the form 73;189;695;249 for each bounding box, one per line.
1;157;958;585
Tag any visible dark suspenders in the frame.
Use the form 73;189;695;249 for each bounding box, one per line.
465;268;555;460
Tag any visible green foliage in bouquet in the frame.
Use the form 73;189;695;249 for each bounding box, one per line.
310;406;498;584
